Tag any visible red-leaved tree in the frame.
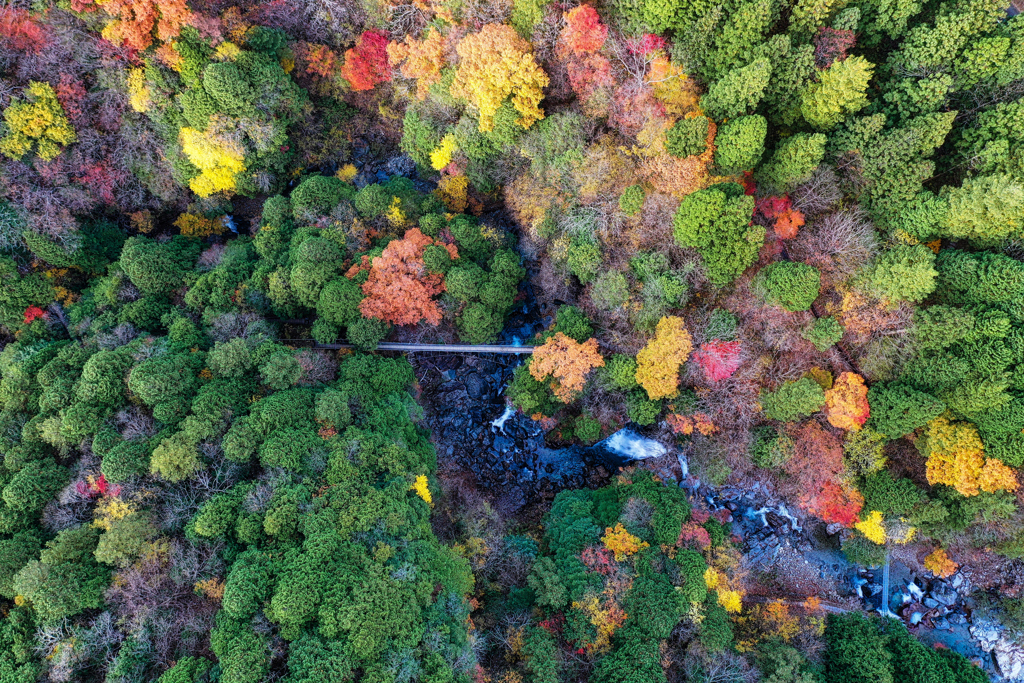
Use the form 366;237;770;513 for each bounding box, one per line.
341;30;391;91
693;339;743;382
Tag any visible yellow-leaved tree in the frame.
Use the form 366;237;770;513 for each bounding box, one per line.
921;414;1018;497
450;23;548;132
0;82;77;161
635;316;693;400
179;126;246;197
529;332;604;402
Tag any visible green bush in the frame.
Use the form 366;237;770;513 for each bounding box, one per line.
354;184;392;218
755;261;821;311
602;355;639;391
207;338;253;378
859;244;937;303
567;238;601;284
673;183;762;286
867;383;945;438
626;390;662;425
591;271;630;311
665;116;709;158
260;352;301;390
101;440;152;482
701;58;772;121
347;316;390;351
804;316;844;350
714;115;767;175
760;377;826;421
290;176;352;221
756;133;827;193
619;185;646;215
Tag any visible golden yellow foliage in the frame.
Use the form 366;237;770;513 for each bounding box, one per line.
647;57;701;118
93;496;135;532
174;213;227;238
179;126;246;197
635;316;693;400
450;24;548;132
411;474;432;504
601;523;649;561
572;592;628;654
336;164;358;182
530;333;605;402
436;174;469;213
128;68;152;113
855;510;886;545
924;547;958;578
0;82;77;161
430;133;458;170
194;577;225;600
923;415;1018;497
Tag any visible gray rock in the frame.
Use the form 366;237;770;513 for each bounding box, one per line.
931;583;958;607
995;637;1024;680
933;617;951;631
924;597;940;609
464;373;489;400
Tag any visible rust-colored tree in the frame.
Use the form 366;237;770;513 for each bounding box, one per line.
341;30;391;92
785;421;863;526
529;333;605;402
824;372;870;431
358;228;457;326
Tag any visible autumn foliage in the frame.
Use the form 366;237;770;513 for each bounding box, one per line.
358;228;457;326
635;316;693;400
786;421;863;526
529;333;604;402
560;5;608;55
756;195;805;239
388;29;446;100
924;548;958;578
98;0;192;51
693;339;743;382
450;24;548;132
824;372;870;431
601;523;649;561
341;30;392;91
922;415;1018;497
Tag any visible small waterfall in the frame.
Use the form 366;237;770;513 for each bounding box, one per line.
598;429;667;461
490;404;516;434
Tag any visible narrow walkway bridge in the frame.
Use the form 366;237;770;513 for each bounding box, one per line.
310;342;535;354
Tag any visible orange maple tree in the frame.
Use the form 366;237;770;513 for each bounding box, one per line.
388;28;446;100
357;228;457;326
924;548;958;578
824;372;870;431
98;0;192;51
529;333;605;402
560;5;608;55
785;421;863;526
